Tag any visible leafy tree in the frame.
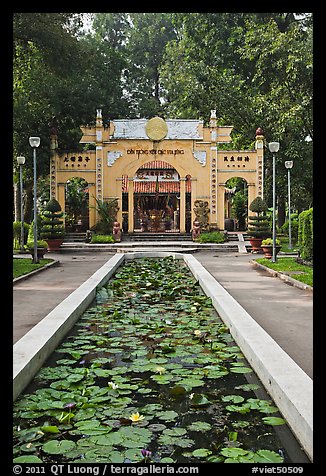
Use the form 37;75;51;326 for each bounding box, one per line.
13;13;91;221
160;13;313;219
122;13;177;117
65;177;89;224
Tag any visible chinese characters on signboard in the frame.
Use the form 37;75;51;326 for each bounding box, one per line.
62;156;91;167
224;155;250;167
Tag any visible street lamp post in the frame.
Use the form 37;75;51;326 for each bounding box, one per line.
285;160;294;249
17;156;26;253
268;142;280;263
29;136;41;264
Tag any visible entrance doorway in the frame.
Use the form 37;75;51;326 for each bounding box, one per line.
224;177;248;231
65;177;89;232
122;161;191;233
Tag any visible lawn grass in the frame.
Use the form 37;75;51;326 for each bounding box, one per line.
278;235;299;253
13;258;54;279
255;257;313;287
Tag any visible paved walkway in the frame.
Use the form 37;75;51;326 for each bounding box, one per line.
13;249;313;378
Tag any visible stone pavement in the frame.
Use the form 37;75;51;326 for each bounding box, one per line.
13;249;313;378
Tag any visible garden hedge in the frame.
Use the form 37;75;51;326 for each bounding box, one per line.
298;208;313;261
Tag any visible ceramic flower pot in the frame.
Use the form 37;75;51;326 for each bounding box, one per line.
45;238;64;252
249;237;263;253
261;245;282;259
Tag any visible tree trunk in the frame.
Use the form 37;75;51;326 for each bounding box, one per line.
14;182;21;221
277;198;286;228
24;182;34;224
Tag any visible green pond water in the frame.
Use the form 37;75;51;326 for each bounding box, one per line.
13;257;309;464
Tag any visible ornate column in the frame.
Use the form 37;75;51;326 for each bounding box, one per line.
57;183;66;217
95;109;104;223
247;183;256;211
217;183;225;230
255;127;265;199
209;110;218;228
88;184;96;229
115;178;123;226
49;128;58;200
128;178;134;233
179;177;186;233
191;178;197;228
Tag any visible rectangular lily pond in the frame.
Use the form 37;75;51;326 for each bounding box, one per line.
13;256;309;464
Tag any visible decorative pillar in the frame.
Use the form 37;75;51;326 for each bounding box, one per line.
255;127;265;199
49;127;58;200
88;184;96;229
217;183;225;230
95;109;104;223
128;179;134;233
57;184;66;216
180;177;186;233
247;183;256;210
191;178;197;228
115;178;123;226
209;110;218;228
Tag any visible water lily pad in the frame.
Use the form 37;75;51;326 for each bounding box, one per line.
220;447;249;458
13;455;44;463
89;432;123;446
187;421;212;432
192;448;212;458
42;439;76;454
230;366;252;374
160;457;175;463
169;385;187;397
147;423;166;432
190;394;210;406
178;378;205;388
40;425;60;434
157;410;179;421
254;449;284;463
225;404;251;414
163;428;187;437
221;395;245;404
262;417;286;426
19;442;39;453
74;408;96;421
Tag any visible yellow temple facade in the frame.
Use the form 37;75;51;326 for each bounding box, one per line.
50;110;264;233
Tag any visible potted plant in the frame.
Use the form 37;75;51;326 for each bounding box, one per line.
247;197;271;252
27;239;48;260
261;238;282;259
40;198;65;251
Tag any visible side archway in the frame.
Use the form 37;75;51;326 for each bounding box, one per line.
224;177;249;231
64;177;90;232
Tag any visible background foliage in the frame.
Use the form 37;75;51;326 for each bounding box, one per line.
13;12;313;224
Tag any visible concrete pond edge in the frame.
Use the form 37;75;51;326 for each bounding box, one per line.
13;251;313;461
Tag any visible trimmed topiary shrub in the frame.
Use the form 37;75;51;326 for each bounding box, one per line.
40;199;65;240
248;197;271;239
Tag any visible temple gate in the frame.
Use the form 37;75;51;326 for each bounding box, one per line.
50;110;264;233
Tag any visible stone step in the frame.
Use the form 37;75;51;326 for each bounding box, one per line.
59;242;241;252
64;233;86;243
124;233;192;242
115;247;200;254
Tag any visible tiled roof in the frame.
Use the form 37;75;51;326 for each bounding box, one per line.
122;178;191;193
139;161;175;170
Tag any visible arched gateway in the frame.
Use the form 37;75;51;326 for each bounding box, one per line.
50;110;265;233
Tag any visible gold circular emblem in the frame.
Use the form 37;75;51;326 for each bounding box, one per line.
145;117;168;141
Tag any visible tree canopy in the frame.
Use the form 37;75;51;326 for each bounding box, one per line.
13;12;313;221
